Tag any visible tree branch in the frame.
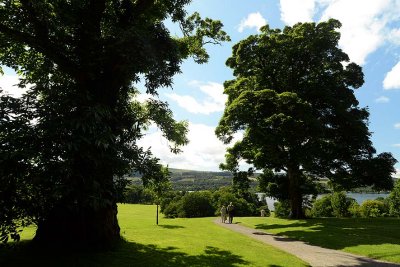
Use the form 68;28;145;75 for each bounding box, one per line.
0;24;77;77
20;0;49;40
87;0;107;38
132;0;156;16
202;40;222;45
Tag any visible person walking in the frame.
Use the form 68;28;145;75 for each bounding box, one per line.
220;205;227;223
227;202;234;224
261;209;266;217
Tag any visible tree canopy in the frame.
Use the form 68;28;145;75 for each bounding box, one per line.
0;0;229;248
216;19;396;218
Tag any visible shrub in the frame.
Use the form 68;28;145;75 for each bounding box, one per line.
310;195;333;217
161;187;263;218
388;179;400;217
162;191;215;218
360;200;387;217
310;192;357;218
163;200;182;218
331;192;353;217
123;185;155;204
180;191;215;218
274;200;291;218
348;200;361;218
233;197;257;216
160;191;185;213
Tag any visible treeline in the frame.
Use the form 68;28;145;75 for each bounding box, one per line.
121;179;400;219
120;185;267;218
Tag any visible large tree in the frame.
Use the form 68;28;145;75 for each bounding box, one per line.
216;19;396;219
0;0;229;248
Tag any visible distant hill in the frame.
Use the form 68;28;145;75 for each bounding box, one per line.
128;168;397;193
129;168;259;191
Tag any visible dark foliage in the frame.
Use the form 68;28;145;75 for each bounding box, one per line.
122;185;155;204
0;0;229;247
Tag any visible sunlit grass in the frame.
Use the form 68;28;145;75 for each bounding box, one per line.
0;204;308;267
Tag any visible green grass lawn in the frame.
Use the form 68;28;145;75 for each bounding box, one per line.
238;216;400;263
0;204;308;267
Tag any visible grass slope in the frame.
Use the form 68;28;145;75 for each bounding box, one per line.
239;216;400;263
0;204;307;267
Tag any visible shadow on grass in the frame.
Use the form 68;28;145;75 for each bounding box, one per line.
253;217;400;254
0;240;251;267
157;224;185;229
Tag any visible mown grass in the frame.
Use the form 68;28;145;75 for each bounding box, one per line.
0;204;308;267
238;216;400;263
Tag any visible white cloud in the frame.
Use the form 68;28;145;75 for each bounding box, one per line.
138;123;245;171
395;169;400;179
0;74;28;97
375;96;390;103
320;0;394;65
383;62;400;90
165;81;227;115
394;123;400;129
279;0;316;26
279;0;400;65
135;93;155;103
238;12;267;32
393;144;400;147
388;28;400;45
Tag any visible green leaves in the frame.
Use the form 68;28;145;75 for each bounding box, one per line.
145;99;189;153
178;12;230;63
217;20;396;216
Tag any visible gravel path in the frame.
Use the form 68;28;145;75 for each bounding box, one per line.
214;219;400;267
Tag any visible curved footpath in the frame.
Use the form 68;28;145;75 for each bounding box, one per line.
214;219;400;267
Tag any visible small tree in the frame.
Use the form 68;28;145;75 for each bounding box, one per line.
143;163;171;225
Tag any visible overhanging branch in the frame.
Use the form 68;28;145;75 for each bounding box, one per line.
0;24;77;77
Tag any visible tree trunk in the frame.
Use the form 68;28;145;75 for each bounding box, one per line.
287;165;305;219
34;201;121;250
32;80;125;250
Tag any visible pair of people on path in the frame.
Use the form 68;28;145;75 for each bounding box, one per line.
220;202;234;224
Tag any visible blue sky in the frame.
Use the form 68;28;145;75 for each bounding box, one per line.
1;0;400;175
138;0;400;174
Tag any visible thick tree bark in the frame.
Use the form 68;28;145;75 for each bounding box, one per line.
33;84;122;250
33;201;121;250
287;165;305;219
